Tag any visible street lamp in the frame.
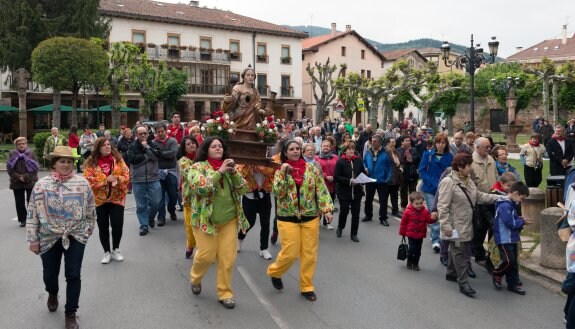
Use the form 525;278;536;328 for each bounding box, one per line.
441;34;499;131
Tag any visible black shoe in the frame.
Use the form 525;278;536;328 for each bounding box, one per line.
492;274;503;290
301;291;317;301
391;212;400;217
19;221;26;227
459;284;476;297
350;235;359;242
336;228;342;238
270;232;278;245
413;262;420;271
361;217;372;222
149;219;155;228
507;285;526;295
170;212;177;221
220;298;235;309
191;283;201;295
407;259;413;270
380;219;389;226
467;266;476;278
139;227;148;236
185;248;193;259
157;219;166;227
516;279;523;287
440;256;448;267
271;277;283;290
47;294;58;312
445;274;457;282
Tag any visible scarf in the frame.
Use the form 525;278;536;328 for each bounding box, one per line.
388;148;400;167
286;158;306;186
341;153;357;162
553;134;565;142
207;157;224;171
402;147;413;163
495;160;512;176
319;151;334;159
185;152;196;161
455;170;469;185
50;169;75;184
303;155;315;163
529;140;540;147
154;136;170;145
7;148;39;173
97;154;114;176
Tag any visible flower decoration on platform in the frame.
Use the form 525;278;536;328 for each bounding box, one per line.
202;109;235;139
255;115;278;143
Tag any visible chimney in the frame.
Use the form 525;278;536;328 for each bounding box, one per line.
563;24;568;45
189;1;199;6
345;25;351;32
515;46;523;52
331;23;337;36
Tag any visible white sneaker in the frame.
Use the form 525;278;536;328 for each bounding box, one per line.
101;252;111;264
237;240;243;252
325;224;335;230
432;243;440;253
259;249;273;260
111;249;124;262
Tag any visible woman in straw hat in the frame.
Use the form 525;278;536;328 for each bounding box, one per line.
26;146;96;329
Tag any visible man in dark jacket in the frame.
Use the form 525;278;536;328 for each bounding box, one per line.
128;125;161;236
152;122;180;225
397;136;420;209
356;124;373;157
546;125;575;176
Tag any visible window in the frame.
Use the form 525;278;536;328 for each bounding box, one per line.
167;34;180;46
230;72;240;85
200;37;212;60
188;63;230;95
281;45;291;64
281;75;292;97
132;30;146;44
341;66;346;77
361;49;365;59
341;46;346;56
367;70;371;79
257;43;268;63
361;69;365;77
257;74;268;95
229;40;241;61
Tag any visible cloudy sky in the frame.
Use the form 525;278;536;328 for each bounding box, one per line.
161;0;573;58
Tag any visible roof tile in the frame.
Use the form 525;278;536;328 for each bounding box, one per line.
507;34;575;61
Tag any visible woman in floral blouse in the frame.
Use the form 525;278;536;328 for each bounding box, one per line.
267;140;334;302
185;137;248;310
83;138;130;264
26;146;96;329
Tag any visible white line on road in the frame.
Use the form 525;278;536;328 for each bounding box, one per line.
237;266;290;329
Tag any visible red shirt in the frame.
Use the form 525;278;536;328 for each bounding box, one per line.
68;133;80;148
168;123;186;144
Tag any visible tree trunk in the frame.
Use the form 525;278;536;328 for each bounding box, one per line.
552;79;558;126
420;103;429;126
447;115;454;136
543;79;550;120
368;97;379;128
53;90;61;129
315;103;325;125
71;90;79;128
110;82;122;128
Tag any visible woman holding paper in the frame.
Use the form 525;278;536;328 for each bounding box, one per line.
436;153;501;297
334;142;365;242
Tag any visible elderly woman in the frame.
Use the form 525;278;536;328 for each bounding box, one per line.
385;137;402;217
491;145;521;181
437;153;501;297
267;140;333;302
7;137;39;227
83;138;130;264
186;137;249;309
334;141;365;242
26;146;96;329
519;133;546;188
178;135;199;259
315;139;338;230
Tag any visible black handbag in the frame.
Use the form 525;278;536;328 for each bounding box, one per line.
397;236;408;261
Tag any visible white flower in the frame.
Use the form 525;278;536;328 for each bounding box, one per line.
218;126;222;131
228;129;233;133
216;117;221;121
230;121;235;125
201;127;205;131
274;127;278;130
268;129;273;133
224;114;229;120
256;123;261;128
207;119;214;124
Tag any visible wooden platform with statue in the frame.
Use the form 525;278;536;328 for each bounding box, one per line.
202;65;279;166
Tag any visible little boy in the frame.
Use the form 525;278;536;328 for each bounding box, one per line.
492;181;532;295
399;192;437;271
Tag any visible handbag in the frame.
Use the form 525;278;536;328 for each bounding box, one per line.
397;236;408;261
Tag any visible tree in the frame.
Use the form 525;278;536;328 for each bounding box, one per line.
130;55;167;120
389;89;413;121
306;58;345;122
522;58;556;120
32;36;109;127
335;71;367;120
428;72;466;134
158;67;189;118
558;62;575;112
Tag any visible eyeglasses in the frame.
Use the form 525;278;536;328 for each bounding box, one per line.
479;145;491;150
138;132;148;136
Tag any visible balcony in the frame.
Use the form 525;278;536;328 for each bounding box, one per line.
190;84;227;95
230;52;242;61
280;87;294;97
145;47;231;64
256;54;268;63
257;86;269;97
280;57;292;65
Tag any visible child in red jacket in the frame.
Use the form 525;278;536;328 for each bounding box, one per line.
399;192;437;271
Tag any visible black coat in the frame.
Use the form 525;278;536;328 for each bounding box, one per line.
334;156;365;201
397;146;420;182
546;138;575;176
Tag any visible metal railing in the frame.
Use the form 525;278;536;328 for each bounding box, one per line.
146;47;231;64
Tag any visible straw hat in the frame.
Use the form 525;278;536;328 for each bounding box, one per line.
46;146;80;160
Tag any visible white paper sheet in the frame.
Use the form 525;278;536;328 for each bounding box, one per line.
354;173;377;184
443;229;460;240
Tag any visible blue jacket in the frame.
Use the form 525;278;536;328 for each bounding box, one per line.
418;149;453;194
494;198;525;245
363;147;392;184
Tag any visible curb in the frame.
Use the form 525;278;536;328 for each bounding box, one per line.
520;261;565;295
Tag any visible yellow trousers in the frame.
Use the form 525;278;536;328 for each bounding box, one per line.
183;206;196;250
190;218;238;300
267;218;319;293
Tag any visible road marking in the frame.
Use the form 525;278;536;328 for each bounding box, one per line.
237;266;290;329
10;217;18;221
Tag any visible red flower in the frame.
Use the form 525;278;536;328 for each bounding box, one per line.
203;116;211;121
269;123;275;129
213;110;224;118
266;116;274;123
219;117;225;124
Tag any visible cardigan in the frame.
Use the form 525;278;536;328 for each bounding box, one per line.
83;157;130;207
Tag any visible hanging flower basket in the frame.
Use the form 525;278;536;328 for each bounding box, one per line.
147;43;157;48
161;44;169;49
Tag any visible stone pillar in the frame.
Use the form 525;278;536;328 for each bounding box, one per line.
155;102;165;121
184;100;194;122
15;68;30;138
294;103;303;121
204;100;211;116
540;207;566;269
522;187;546;233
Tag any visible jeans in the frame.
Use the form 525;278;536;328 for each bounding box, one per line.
96;203;125;252
158;173;178;220
40;237;86;315
13;188;32;223
238;193;272;251
365;183;388;221
132;181;161;229
424;192;439;244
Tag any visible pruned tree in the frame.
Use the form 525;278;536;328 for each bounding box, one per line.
158;67;189;118
306;58;345;122
130;54;167;120
31;36;109;127
335;71;367;120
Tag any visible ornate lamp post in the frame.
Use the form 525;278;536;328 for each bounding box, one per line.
441;34;499;131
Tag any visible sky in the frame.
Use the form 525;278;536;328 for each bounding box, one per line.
159;0;574;58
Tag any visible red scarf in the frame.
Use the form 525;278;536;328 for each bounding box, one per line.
207;157;224;171
155;136;169;145
341;153;357;162
529;140;540;147
286;158;306;186
97;154;114;176
185;152;196;161
553;134;565;142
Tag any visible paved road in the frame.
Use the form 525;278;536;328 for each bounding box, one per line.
0;171;567;329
